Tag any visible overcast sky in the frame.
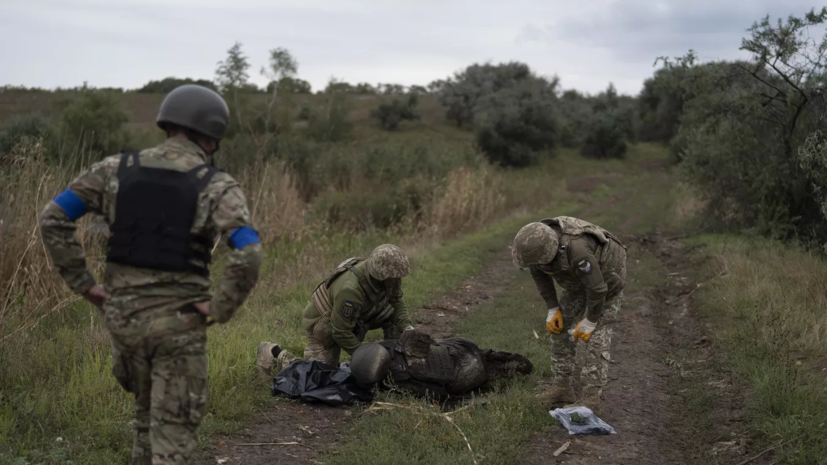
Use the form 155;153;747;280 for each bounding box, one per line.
0;0;820;96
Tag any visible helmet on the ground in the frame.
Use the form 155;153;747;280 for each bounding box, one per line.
156;84;230;140
350;343;391;386
366;244;410;281
511;222;558;269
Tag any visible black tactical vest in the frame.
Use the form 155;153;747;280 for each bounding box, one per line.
106;151;217;276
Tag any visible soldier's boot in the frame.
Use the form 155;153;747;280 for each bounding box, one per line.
566;391;602;416
535;383;577;409
257;342;280;378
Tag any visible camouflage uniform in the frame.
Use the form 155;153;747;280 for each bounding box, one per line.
513;217;626;403
39;136;263;465
301;245;413;365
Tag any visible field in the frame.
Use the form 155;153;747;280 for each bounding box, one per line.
1;87;826;465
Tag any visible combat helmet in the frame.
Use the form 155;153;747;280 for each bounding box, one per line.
366;244;410;281
350;343;391;387
156;84;230;140
511;222;558;269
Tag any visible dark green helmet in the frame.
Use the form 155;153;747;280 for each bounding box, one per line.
156;84;230;140
350;343;391;387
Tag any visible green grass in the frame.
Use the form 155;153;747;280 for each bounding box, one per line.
685;234;827;465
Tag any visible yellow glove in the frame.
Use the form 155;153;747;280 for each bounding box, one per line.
571;318;597;342
546;308;563;334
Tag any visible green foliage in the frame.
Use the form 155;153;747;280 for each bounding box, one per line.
267;77;312;94
637;68;689;142
136;77;217;93
370;94;421;130
473;79;559;167
667;7;827;245
581;84;634;159
437;62;536;128
215;41;252;127
53;87;130;160
0;113;55;158
306;91;354;143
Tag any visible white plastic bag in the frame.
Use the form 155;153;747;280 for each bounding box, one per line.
550;406;617;435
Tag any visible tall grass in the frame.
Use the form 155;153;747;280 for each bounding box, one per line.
690;235;827;465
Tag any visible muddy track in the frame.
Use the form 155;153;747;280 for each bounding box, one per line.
194;249;519;465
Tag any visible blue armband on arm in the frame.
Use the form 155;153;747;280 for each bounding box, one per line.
53;189;88;221
229;226;261;250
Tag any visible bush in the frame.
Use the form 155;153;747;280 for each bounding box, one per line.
472;80;558;167
137;77;217;93
0;113;55;159
581;111;628;159
307;92;354;142
53;86;131;161
370;94;421;130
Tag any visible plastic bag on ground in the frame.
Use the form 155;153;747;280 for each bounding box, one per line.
270;360;373;407
550;406;617;435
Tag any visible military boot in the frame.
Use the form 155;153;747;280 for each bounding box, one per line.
566;394;602;416
257;342;279;378
535;384;577;409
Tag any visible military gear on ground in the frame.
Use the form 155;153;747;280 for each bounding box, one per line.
565;395;603;417
350;343;392;386
512;222;558;269
379;329;532;400
571;318;597;342
546;307;563;334
271;329;532;402
39;136;262;465
366;244;410;280
302;257;412;360
535;384;577;409
106;151;217;276
257;342;280;378
271;360;373;407
156;84;230;140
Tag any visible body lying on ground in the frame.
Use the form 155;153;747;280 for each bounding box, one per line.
263;329;533;403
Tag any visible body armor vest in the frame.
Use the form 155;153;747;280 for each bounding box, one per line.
315;258;390;316
540;216;625;272
106;151;217;276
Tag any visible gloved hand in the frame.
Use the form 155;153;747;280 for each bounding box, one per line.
546;307;563;334
402;325;415;333
570;318;597;342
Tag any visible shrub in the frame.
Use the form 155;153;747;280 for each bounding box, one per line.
370;94;421;130
0;113;55;159
472;80;558;167
307;92;354;142
137;77;217;93
53;86;131;162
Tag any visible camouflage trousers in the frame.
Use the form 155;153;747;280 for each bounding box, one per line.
549;290;623;398
109;311;208;465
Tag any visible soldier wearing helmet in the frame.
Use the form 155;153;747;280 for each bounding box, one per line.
511;216;627;414
257;244;415;376
39;84;263;465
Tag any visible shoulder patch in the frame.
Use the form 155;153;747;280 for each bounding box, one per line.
575;257;592;275
342;300;360;319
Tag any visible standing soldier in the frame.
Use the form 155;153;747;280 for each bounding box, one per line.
511;216;626;414
257;244;414;376
38;84;263;465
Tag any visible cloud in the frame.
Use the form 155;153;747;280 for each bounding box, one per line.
0;0;816;96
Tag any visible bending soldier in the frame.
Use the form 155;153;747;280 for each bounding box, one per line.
257;244;414;375
511;216;627;414
39;85;263;465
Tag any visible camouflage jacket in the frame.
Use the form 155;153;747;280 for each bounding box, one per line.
529;218;626;321
302;260;412;354
38;137;263;329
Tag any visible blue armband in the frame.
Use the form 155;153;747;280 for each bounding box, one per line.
53;189;88;221
229;226;261;250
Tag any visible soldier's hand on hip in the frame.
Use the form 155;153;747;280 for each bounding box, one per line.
570;318;597;343
546;307;563;334
82;285;111;316
194;301;211;316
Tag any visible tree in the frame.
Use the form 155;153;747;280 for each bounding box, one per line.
215;41;251;127
137;77;217;93
370;94;421;130
260;47;298;136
